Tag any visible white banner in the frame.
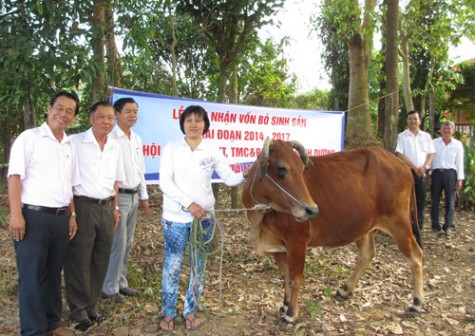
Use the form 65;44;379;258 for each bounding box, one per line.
111;87;345;184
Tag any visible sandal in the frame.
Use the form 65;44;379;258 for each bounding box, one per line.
184;314;203;331
159;316;174;333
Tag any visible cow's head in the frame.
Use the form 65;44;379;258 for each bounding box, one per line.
243;139;318;222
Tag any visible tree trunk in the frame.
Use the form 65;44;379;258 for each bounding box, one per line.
347;32;372;148
400;35;415;113
22;93;36;130
104;0;122;89
229;69;244;209
428;91;435;136
377;11;386;139
92;0;108;102
333;97;340;111
382;0;399;151
345;0;377;149
218;63;231;103
419;57;436;130
168;3;178;96
230;68;238;104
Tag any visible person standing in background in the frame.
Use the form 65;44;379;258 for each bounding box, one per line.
396;110;436;232
430;120;464;236
64;101;124;333
102;97;149;303
8;91;80;336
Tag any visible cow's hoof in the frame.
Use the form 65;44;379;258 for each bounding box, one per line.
334;289;348;302
276;316;294;328
279;304;288;316
404;306;422;317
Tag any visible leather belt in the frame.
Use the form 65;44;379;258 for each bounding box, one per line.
74;195;115;205
433;168;455;173
119;187;139;194
22;204;69;216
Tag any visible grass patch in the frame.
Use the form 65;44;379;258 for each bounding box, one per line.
0;206;8;228
0;267;17;296
303;300;323;318
128;262;162;302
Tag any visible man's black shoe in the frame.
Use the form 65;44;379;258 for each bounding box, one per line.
119;287;140;297
72;319;93;332
101;292;125;303
89;312;107;324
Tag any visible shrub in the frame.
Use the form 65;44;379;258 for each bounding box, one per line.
458;143;475;210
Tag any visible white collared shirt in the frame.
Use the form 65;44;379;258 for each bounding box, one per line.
8;122;80;207
70;128;125;199
110;125;148;200
432;137;465;180
159;137;245;222
395;129;435;167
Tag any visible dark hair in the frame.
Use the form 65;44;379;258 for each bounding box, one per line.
179;105;210;135
114;97;138;113
89;101;114;116
49;91;80;115
407;110;420;117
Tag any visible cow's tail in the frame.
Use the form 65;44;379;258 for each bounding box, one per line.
410;182;423;249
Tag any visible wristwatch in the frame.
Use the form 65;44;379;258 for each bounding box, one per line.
70;211;77;217
114;206;120;211
424;164;431;170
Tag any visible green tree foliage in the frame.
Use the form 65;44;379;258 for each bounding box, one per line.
0;0;92;160
0;1;91;116
287;89;332;111
448;61;475;121
313;1;350;111
116;1;215;99
401;0;472;134
458;142;475;209
238;39;297;107
174;0;284;103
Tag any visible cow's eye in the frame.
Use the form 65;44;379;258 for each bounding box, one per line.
277;167;287;179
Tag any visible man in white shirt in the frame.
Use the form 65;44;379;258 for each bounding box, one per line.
8;91;80;336
430;120;464;236
102;97;149;303
64;102;124;332
395;110;435;232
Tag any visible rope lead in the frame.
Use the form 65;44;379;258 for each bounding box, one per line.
189;214;226;309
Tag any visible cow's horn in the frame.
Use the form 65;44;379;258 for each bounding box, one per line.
290;140;309;167
259;138;273;180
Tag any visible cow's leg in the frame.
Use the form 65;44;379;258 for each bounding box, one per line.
272;252;291;316
388;221;424;314
275;245;307;325
336;232;376;300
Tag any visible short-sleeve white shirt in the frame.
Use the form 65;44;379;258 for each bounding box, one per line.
432;137;465;180
70;128;125;199
395;129;435;167
110;125;148;200
8;122;80;207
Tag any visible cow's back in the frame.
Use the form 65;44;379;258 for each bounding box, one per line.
306;146;413;247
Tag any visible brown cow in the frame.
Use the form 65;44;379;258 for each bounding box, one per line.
242;140;423;325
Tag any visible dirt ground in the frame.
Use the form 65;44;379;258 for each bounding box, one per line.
0;186;474;336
